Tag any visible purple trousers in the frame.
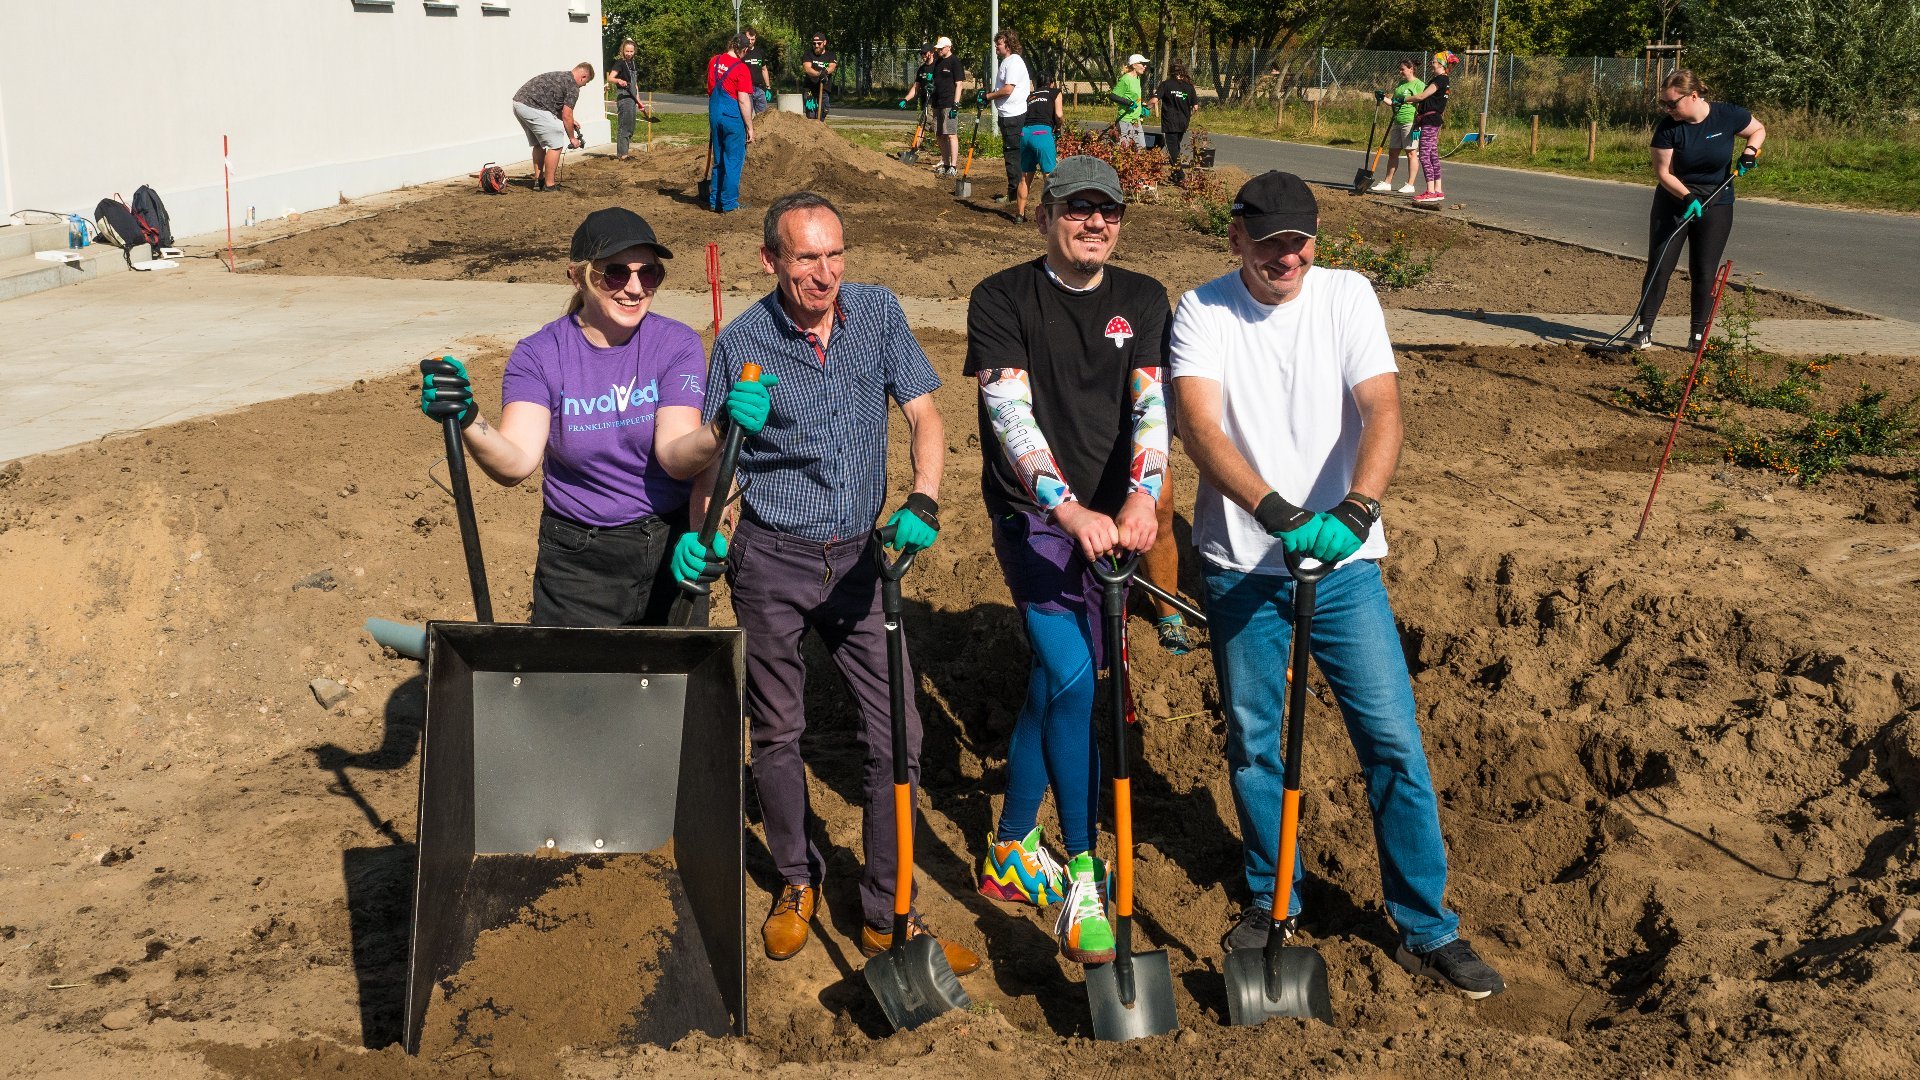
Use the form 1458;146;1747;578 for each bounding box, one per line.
727;517;921;929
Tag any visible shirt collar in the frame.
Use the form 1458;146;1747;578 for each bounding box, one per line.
768;290;849;339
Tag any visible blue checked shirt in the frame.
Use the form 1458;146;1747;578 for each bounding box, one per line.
702;283;942;541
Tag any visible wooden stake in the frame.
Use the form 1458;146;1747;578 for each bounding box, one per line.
1530;114;1539;157
1587;120;1598;162
646;92;653;151
1311;97;1320;133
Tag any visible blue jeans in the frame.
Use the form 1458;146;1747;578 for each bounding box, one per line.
708;97;746;212
1203;559;1460;951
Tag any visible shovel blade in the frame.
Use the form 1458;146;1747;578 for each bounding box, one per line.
1350;168;1372;194
1223;943;1333;1026
1086;950;1179;1041
955;180;972;198
900;149;919;163
863;934;970;1032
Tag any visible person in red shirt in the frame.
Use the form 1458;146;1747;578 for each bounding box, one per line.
706;34;757;214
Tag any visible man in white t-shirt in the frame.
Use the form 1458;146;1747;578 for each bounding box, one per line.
984;29;1032;206
1170;170;1506;1000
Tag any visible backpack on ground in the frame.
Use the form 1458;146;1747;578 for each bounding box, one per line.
130;186;174;248
94;194;162;269
480;162;507;194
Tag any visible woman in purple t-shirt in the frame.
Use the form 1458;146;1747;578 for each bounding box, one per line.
418;208;773;626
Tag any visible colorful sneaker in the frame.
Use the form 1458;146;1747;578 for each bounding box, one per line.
978;825;1066;908
1154;614;1194;656
1054;853;1115;964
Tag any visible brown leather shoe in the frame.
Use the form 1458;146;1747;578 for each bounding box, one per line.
858;915;981;976
762;884;816;960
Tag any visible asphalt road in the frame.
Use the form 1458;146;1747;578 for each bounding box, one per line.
639;96;1918;321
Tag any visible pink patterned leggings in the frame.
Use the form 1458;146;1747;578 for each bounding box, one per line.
1418;124;1442;187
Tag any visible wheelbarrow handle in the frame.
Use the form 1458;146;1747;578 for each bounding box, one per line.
440;415;494;624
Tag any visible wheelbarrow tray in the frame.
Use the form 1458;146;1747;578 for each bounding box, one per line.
403;622;746;1053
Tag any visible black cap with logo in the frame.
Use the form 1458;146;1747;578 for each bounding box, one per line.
570;206;673;262
1230;171;1318;241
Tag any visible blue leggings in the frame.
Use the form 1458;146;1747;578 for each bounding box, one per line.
997;605;1099;857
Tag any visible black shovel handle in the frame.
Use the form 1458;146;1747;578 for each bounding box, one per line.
668;364;763;625
873;525;919;943
439;416;494;624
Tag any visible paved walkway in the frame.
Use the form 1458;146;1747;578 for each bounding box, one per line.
4;255;1908;463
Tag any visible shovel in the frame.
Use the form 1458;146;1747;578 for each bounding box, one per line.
666;364;761;627
1085;555;1179;1041
425;357;493;623
900;111;927;164
954;97;985;198
863;527;972;1030
1351;99;1385;195
1223;551;1334;1026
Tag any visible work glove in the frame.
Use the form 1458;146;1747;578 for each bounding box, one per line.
1738;146;1759;175
1374;89;1388;103
763;88;774;104
1682;197;1704;222
1253;491;1319;556
670;532;728;585
897;99;911;109
723;371;778;433
419;356;477;428
1306;511;1366;565
805;96;816;110
884;493;941;552
975;88;987;106
948;107;959;119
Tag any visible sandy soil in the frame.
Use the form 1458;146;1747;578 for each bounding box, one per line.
4;114;1918;1080
246;111;1839;319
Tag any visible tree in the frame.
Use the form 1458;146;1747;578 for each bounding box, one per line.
1689;0;1920;120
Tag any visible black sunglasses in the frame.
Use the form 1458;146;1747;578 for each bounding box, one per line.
1051;197;1126;223
589;261;665;291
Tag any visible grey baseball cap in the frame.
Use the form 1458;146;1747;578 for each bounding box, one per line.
1044;156;1126;204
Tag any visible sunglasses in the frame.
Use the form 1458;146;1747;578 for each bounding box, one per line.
589;261;665;291
1656;92;1693;112
1052;198;1126;223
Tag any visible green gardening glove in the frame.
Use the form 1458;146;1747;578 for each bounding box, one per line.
1682;197;1704;222
1253;491;1321;556
885;494;940;552
898;99;911;109
1306;510;1365;564
724;371;778;432
419;355;476;428
670;532;728;585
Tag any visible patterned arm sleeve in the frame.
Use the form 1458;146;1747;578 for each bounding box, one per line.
1128;365;1169;501
978;368;1075;512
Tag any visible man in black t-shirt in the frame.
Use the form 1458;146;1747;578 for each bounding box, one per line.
931;36;966;175
741;27;773;115
962;156;1172;963
801;33;837;120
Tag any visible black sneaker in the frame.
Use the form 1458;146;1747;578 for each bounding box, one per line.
1222;909;1298;952
1394;938;1506;999
1628;326;1654;350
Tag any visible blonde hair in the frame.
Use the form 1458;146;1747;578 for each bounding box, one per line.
565;259;591;316
1662;69;1707;98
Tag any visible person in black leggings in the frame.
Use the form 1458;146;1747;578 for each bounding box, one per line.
1631;69;1766;350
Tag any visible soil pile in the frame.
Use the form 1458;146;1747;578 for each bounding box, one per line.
2;117;1915;1080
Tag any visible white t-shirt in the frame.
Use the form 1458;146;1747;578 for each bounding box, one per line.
994;53;1032;119
1169;265;1398;576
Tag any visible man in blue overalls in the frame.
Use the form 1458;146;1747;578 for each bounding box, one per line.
707;34;758;214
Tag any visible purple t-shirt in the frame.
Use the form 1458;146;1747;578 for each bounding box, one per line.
502;313;707;527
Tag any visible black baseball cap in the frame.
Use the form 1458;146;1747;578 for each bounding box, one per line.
570;206;673;261
1231;171;1317;241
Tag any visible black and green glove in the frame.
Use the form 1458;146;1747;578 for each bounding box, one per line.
885;493;940;552
419;355;477;428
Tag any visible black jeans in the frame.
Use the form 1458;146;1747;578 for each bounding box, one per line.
1635;192;1735;335
531;509;677;627
1163;128;1185;166
999;117;1024;196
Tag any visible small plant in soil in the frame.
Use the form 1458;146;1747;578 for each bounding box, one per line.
1316;228;1435;289
1721;385;1919;484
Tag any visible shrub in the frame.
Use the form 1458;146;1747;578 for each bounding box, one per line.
1722;386;1919;484
1316;229;1435;290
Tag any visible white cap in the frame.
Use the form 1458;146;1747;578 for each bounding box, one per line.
935;36;952;49
1126;53;1149;67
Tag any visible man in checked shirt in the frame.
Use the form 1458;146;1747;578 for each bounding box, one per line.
682;190;979;976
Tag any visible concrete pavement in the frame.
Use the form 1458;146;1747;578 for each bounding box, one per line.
5;258;1909;464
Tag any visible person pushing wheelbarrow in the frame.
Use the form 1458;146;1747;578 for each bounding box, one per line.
1170;170;1506;1002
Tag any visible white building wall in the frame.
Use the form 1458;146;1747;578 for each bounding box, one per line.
0;0;603;238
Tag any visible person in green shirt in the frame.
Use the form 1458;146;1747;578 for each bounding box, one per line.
1112;53;1151;148
1369;58;1427;194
